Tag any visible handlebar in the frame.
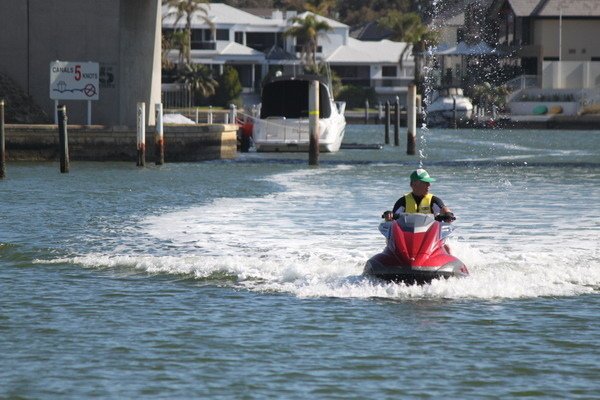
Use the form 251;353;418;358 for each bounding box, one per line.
381;211;456;222
435;212;456;222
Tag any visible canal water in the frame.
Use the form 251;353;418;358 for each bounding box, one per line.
1;126;599;398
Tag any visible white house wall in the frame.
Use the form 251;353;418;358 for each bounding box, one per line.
542;61;600;89
320;27;348;53
536;19;600;60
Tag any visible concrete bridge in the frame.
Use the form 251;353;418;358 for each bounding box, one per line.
0;0;161;127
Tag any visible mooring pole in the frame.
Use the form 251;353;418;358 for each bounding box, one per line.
136;102;145;167
308;80;319;166
0;100;5;179
364;100;369;124
155;103;164;165
57;105;70;173
208;106;213;124
394;96;400;146
407;84;416;155
452;97;458;129
229;104;237;125
384;101;390;145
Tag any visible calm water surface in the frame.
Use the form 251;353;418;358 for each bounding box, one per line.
1;126;599;398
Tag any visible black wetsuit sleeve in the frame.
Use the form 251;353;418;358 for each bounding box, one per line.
432;196;446;210
392;197;406;214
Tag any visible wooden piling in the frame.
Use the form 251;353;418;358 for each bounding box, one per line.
394;97;400;146
0;100;5;179
452;97;458;129
364;100;369;124
407;84;416;155
384;101;390;145
308;80;319;166
155;103;164;165
57;105;70;173
136;102;145;167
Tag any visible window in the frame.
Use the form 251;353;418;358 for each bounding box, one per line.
216;29;229;41
247;32;281;52
235;32;244;44
382;66;397;77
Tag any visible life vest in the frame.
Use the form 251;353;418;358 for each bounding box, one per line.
404;193;433;214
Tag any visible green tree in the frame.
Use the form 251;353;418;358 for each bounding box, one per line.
469;82;509;111
337;85;377;109
284;14;332;68
282;0;337;17
337;0;412;26
163;0;213;66
176;63;218;106
379;11;439;92
212;66;243;107
163;30;190;68
303;62;342;97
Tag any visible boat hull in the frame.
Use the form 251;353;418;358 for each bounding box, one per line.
253;120;345;152
426;87;474;127
364;250;468;285
252;75;346;153
255;141;342;153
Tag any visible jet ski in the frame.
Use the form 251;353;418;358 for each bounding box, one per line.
364;213;469;284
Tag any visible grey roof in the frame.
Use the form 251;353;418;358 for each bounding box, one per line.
499;0;600;17
163;3;285;28
264;45;298;61
349;21;392;41
326;38;412;64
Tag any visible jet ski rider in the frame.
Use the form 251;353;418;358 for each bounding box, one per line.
379;168;455;253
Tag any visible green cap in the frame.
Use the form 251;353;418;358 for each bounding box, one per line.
410;168;436;183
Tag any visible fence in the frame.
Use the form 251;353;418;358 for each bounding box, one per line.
161;84;193;109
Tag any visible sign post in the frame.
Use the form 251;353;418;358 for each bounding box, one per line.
49;61;99;125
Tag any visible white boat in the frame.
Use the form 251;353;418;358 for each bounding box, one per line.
252;75;346;152
426;87;473;127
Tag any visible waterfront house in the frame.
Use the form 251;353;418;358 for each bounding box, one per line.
485;0;600;114
161;3;415;107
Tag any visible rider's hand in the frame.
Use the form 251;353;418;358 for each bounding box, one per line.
436;212;456;223
381;211;394;221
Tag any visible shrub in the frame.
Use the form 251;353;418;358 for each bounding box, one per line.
212;66;242;108
337;85;377;109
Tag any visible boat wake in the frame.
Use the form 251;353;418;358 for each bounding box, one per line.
38;167;600;300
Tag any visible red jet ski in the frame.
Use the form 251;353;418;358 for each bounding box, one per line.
364;213;469;284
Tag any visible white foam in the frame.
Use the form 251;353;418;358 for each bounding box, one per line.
46;166;600;300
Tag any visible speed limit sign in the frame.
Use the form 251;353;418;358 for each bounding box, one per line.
50;61;99;101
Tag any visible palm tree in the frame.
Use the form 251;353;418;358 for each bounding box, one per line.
163;0;213;66
308;0;337;16
284;14;332;68
379;11;439;91
176;63;218;105
163;30;190;68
